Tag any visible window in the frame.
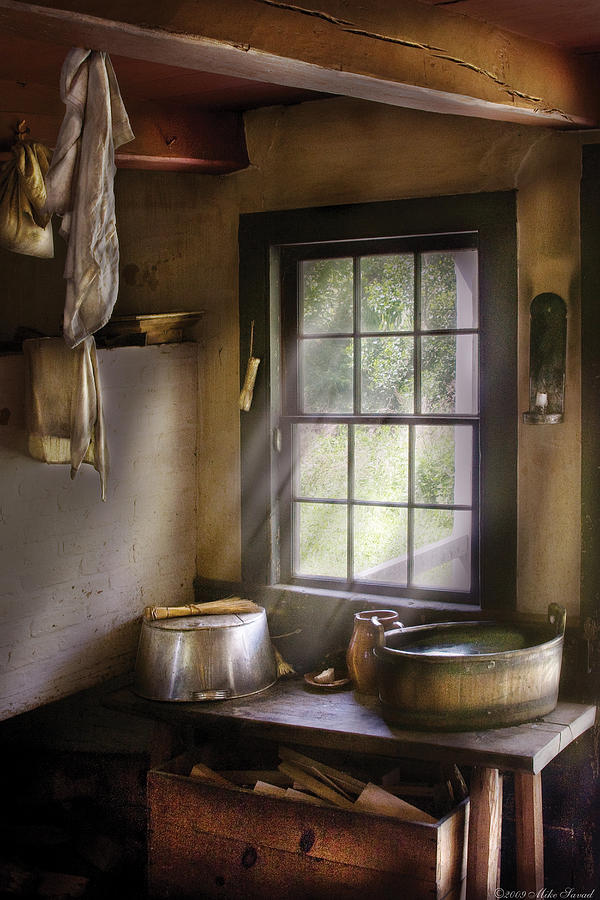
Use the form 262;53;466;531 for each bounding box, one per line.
239;193;517;609
279;236;478;602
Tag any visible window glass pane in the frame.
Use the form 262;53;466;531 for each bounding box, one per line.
412;508;471;590
294;502;347;577
360;254;414;332
421;249;478;331
414;425;472;506
295;424;347;500
301;258;353;334
353;506;408;584
361;336;413;413
421;334;478;414
354;424;408;502
301;338;353;413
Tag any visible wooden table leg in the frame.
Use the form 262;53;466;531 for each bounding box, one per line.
466;766;503;900
514;770;544;892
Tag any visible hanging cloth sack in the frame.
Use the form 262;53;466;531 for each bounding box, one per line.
0;133;54;258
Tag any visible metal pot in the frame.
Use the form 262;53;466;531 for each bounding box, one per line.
374;603;566;731
134;608;277;701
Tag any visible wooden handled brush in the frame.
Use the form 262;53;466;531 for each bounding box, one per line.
143;597;261;621
239;320;260;412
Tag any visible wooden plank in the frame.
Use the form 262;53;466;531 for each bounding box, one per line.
253;780;287;798
147;770;446;879
285;787;328;806
189;761;236;787
220;770;291;788
514;771;544;892
148;826;444;900
278;745;366;794
354;782;436;824
278;761;354;809
0;0;596;127
105;684;596;774
466;766;502;900
438;799;469;897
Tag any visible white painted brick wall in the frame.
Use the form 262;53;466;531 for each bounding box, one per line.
0;343;199;720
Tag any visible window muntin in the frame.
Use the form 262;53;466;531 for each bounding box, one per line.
281;237;479;601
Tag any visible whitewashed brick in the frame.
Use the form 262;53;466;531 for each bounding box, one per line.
0;593;47;624
0;346;198;721
79;543;135;576
30;607;85;638
0;576;23;596
6;630;65;669
0;618;32;648
59;522;125;557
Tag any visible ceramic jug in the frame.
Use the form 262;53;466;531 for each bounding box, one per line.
346;609;402;694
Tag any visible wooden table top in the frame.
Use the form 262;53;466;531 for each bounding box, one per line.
106;679;596;774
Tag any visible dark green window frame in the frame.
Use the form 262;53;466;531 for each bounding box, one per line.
239;192;517;610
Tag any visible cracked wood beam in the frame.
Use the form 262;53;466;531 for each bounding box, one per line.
0;0;597;128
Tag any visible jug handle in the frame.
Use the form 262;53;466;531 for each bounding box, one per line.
371;616;404;648
548;603;567;636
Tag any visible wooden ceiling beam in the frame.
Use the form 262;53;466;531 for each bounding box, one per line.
0;0;597;131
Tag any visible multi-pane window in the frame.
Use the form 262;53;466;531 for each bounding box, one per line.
279;235;479;602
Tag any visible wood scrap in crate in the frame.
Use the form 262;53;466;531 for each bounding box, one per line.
354;782;436;824
220;769;291;789
189;762;234;788
442;763;469;803
278;746;365;797
278;761;355;809
185;748;460;823
254;781;288;798
285;788;327;806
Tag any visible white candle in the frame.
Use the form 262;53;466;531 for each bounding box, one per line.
535;392;548;409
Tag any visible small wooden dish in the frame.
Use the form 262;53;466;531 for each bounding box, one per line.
303;671;351;690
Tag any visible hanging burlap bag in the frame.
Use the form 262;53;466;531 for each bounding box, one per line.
0;136;54;258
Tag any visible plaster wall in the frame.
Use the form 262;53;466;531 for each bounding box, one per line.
217;98;582;616
0;97;587;718
0;344;198;720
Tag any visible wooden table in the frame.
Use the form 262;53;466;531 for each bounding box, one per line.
106;680;596;900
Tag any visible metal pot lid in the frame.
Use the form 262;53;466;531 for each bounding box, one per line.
143;611;265;631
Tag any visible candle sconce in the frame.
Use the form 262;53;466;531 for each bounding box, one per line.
523;292;566;424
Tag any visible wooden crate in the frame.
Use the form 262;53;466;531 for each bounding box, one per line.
147;750;468;900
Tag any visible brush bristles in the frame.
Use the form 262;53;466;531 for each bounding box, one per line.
144;598;261;620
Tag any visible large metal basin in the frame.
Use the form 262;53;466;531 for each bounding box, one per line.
374;603;566;731
134;609;277;702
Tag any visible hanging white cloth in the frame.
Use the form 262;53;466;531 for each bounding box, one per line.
44;48;134;348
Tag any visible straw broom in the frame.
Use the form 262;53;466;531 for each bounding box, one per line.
239;320;260;412
142;597;295;678
143;597;260;621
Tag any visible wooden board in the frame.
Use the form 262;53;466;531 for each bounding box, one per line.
0;0;596;127
466;767;502;900
514;771;544;892
148;756;468;900
106;681;596;774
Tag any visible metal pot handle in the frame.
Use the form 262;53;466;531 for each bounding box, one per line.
548;603;567;636
371;616;404;648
